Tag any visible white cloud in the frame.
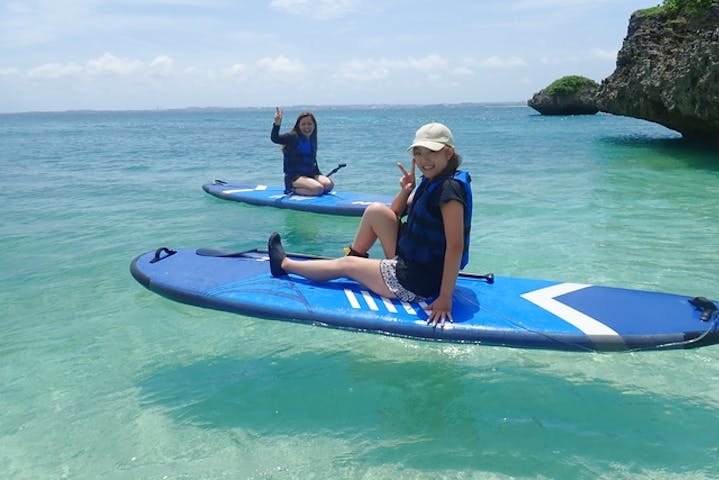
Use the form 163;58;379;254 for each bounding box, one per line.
465;56;528;69
452;66;473;76
510;0;604;10
28;62;83;79
147;55;175;78
334;59;391;82
87;53;143;75
405;54;448;70
21;53;176;80
224;63;248;77
131;0;225;5
540;48;617;65
453;55;528;76
149;55;174;70
269;0;359;20
257;55;307;74
333;54;452;83
540;55;578;65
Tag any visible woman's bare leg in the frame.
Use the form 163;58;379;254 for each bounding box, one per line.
292;176;325;196
351;202;400;258
315;174;334;193
269;233;395;298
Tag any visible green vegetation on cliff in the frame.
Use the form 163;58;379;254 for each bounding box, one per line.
640;0;716;17
544;76;599;96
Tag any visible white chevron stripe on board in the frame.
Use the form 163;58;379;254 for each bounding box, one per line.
222;185;268;194
521;283;620;337
344;289;419;316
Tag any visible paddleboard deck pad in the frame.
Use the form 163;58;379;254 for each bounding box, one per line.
130;247;719;352
203;180;392;216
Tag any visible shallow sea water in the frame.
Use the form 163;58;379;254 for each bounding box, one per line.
1;105;718;479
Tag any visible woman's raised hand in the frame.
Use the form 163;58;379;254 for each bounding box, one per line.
273;107;283;125
397;159;416;193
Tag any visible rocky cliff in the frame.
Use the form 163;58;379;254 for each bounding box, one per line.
528;76;599;115
597;3;719;143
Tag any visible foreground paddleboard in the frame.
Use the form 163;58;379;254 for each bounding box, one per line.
203;180;393;216
130;247;719;352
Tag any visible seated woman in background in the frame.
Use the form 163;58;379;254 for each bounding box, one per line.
270;108;334;196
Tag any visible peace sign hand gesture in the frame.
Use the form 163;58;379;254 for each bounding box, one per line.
397;158;416;193
273;107;283;126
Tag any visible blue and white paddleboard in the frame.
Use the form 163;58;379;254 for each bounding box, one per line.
202;180;393;216
130;247;719;352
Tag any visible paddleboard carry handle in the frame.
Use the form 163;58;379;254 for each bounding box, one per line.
150;247;177;263
689;296;718;322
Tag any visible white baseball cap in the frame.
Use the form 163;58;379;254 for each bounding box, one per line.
407;122;455;151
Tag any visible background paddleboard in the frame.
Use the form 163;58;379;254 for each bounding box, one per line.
203;180;393;216
130;247;719;352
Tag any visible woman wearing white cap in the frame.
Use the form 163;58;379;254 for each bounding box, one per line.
268;122;472;327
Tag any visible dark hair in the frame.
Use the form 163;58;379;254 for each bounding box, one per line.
437;147;462;177
290;112;318;142
448;149;462;170
279;111;317;153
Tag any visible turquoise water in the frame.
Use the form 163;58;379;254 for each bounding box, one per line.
2;105;718;479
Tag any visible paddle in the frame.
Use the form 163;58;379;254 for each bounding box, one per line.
196;248;338;261
196;248;253;258
194;248;495;283
211;164;345;190
462;272;495;284
326;163;347;177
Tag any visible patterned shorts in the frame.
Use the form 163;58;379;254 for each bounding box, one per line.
379;258;420;303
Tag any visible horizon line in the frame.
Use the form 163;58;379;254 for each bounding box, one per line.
0;101;528;116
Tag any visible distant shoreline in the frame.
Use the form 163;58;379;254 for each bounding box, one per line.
0;101;527;116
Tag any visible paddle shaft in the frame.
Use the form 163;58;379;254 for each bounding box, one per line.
326;163;347;177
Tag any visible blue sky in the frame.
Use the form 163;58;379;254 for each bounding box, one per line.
0;0;657;113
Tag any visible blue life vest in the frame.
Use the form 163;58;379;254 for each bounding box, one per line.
397;170;472;269
285;136;317;176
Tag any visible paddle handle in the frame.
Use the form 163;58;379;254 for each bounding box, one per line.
326;163;347;177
